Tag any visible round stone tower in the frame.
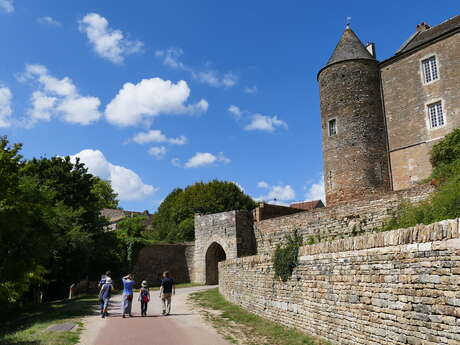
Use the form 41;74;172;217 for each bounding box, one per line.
318;26;391;206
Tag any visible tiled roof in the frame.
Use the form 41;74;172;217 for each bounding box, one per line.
397;14;460;54
326;27;375;66
290;200;325;211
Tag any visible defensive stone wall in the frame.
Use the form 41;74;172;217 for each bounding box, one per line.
219;218;460;345
133;243;195;286
255;184;433;254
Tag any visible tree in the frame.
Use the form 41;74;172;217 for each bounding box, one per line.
148;180;256;242
0;138;54;306
92;177;119;209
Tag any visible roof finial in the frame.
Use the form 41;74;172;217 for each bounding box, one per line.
346;16;352;29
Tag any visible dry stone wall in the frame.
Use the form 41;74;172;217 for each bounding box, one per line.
220;218;460;345
255;185;433;254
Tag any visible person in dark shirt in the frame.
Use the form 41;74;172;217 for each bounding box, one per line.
98;277;113;318
159;271;175;315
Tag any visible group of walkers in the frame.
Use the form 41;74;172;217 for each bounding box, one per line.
98;270;176;319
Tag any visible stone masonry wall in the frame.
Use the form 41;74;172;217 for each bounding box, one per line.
133;243;194;286
255;184;433;255
220;218;460;345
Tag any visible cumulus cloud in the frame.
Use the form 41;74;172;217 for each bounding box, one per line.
0;86;12;127
148;146;167;160
228;105;288;133
70;149;156;201
37;16;61;26
183;152;230;168
0;0;13;13
257;181;295;204
245;114;288;132
79;13;143;64
19;64;101;126
156;47;238;88
228;105;243;119
132;129;186;145
244;86;258;94
105;77;208;126
305;175;325;202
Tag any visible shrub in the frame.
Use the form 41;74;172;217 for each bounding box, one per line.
273;230;302;282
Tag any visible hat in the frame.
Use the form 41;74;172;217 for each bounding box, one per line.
105;277;112;284
141;280;148;287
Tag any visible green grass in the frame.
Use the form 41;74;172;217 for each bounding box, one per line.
189;288;330;345
0;295;97;345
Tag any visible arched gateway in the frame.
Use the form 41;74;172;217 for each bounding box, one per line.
205;242;226;285
193;210;256;284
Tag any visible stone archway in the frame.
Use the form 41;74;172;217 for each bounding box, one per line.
205;242;227;285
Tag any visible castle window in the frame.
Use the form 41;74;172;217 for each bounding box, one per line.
422;56;438;83
427;102;444;128
328;119;337;136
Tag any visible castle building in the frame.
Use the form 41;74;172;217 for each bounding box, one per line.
318;15;460;205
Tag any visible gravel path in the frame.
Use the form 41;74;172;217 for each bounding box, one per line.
78;286;232;345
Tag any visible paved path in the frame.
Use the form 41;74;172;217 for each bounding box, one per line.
78;286;232;345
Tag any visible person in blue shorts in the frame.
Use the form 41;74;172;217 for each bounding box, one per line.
121;274;135;318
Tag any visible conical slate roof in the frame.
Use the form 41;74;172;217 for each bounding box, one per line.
326;26;374;66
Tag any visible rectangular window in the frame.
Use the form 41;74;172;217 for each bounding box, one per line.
422;56;439;83
427;102;444;128
328;119;337;136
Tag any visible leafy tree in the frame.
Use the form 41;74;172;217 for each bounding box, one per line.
92;177;119;209
148;180;256;242
0;138;54;306
116;215;149;271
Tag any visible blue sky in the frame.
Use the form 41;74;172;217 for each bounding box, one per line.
1;1;458;212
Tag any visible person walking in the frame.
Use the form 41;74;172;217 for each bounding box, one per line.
159;271;175;316
121;274;135;318
138;280;150;317
98;270;112;288
98;277;113;318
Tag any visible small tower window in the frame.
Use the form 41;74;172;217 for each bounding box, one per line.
328;119;337;136
422;56;439;83
427;101;444;128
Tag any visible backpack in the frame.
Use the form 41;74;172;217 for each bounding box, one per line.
141;288;150;303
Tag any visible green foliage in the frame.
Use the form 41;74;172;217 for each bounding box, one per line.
92;177;119;209
430;128;460;168
384;130;460;231
0;136;122;309
273;230;302;282
148;180;257;243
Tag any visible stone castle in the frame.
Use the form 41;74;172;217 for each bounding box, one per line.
133;15;460;345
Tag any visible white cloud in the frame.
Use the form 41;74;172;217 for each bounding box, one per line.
171;157;181;167
19;64;101;126
148;146;167;160
0;0;13;13
156;47;238;88
229;105;288;133
245;114;288;132
228;105;243;119
37;16;61;26
132;129;186;145
184;152;230;168
0;86;12;127
105;77;208;127
79;13;143;64
257;181;295;204
244;86;258;94
257;181;269;189
70;149;156;201
305;175;325;202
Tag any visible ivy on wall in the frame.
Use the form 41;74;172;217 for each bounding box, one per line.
273;229;302;282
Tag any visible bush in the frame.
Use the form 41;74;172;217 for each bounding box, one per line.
430;128;460;168
273;230;302;282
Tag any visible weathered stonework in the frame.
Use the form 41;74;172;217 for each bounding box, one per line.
381;33;460;190
220;218;460;345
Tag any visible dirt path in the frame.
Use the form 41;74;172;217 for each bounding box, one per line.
78;286;232;345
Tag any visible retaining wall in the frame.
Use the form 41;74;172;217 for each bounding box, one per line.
220;218;460;345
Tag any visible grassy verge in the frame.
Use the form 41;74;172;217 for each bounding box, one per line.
189;288;329;345
0;295;97;345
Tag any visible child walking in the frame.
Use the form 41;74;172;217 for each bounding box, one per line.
138;280;150;317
